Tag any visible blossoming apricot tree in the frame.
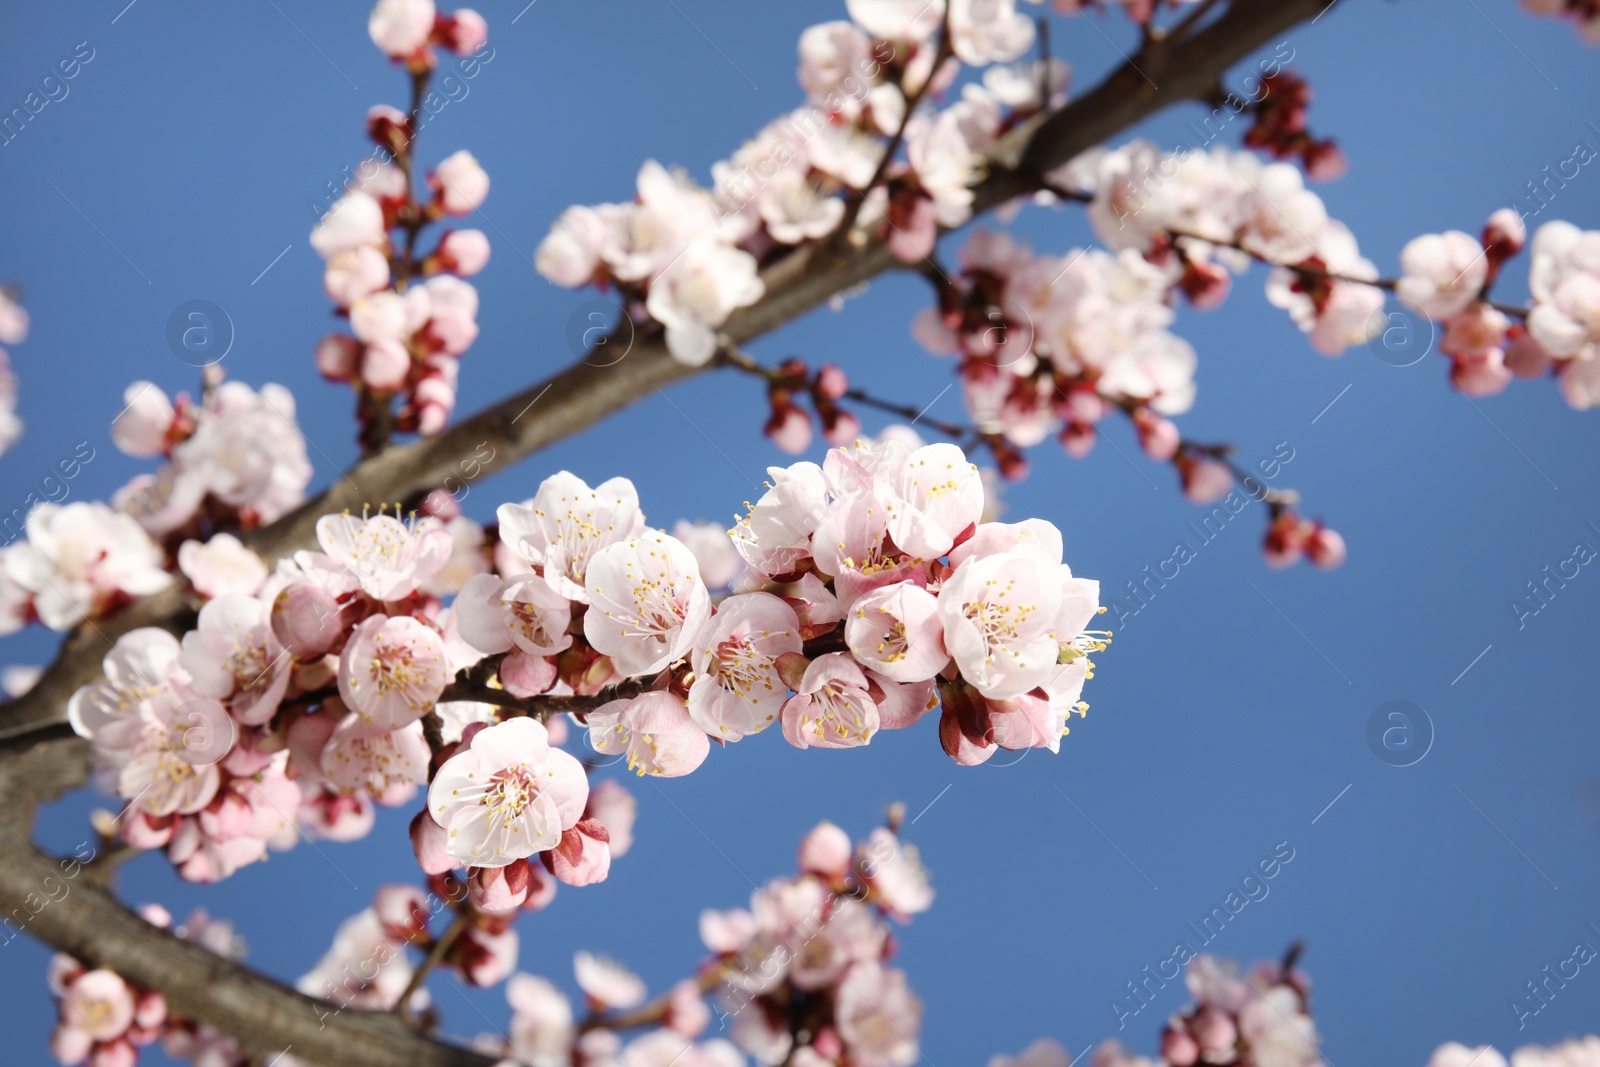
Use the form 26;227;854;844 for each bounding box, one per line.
1;0;1597;1065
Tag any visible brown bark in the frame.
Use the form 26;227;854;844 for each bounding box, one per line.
0;4;1339;1063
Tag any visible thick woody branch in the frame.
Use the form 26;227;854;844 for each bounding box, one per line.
0;0;1333;741
0;736;496;1067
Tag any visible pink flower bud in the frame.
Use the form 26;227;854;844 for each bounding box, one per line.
1263;512;1308;569
411;808;462;875
540;819;611;886
132;989;168;1031
369;0;437;59
470;859;534;912
198;790;253;841
435;9;488;54
1179;455;1234;505
367;105;413;154
426;305;479;356
500;650;557;698
1305;525;1346;569
430;150;490;215
1302;139;1347;181
1180;259;1232;310
666;979;711;1037
1450;351;1512;396
435;229;491;276
1059;421;1096;458
1483;207;1527;259
814;363;849;401
1189;1006;1238;1055
110;381;175;458
798;821;853;878
765;403;813;455
324;245;392;307
362;337;413;393
822;407;862;446
315;334;361;382
417;402;450;436
420;487;461;519
375;884;432;940
271;581;343;659
121;811;176;850
1134;410;1179;461
1161;1026;1200;1067
1505;328;1552;378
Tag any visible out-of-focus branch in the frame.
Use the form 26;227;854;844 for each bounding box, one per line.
0;735;497;1067
0;0;1336;744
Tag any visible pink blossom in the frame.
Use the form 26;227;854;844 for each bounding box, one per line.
729;461;828;578
645;239;764;366
270;580;344;659
688;592;802;740
847;0;943;42
584;779;637;857
542;818;612;886
781;652;881;749
324;245;392;307
508;974;575;1067
498;471;645;602
316;512;452;600
310;191;387;257
296;908;414;1011
798;820;853;878
456;572;574;658
834;960;923;1067
428;717;588;866
179;594;290;725
369;0;436;58
851;579;947;681
436;228;491;275
320;710;430;803
536;204;621;288
856;827;933;915
338;614;450;730
949;0;1036;66
177;533;266;599
470;858;535;912
436;9;488;54
431;150;490;214
1397;230;1489;320
5;502;170;630
110;381;175;458
586;692;710;777
990;1039;1073;1067
575;951;648;1010
937;541;1099;699
671;519;743;589
584;532;712;675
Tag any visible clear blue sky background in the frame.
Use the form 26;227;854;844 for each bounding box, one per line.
2;2;1599;1065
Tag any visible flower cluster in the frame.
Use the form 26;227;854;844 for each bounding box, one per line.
1426;1039;1600;1067
1152;956;1321;1067
534;1;1064;365
0;287;27;457
912;226;1199;467
110;376;313;540
490;818;930;1067
1240;71;1345;180
0;503;170;634
48;905;249;1067
312;0;491;442
1057;140;1385;358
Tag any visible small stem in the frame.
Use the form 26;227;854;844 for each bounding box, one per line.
395;911;468;1019
836;8;954;237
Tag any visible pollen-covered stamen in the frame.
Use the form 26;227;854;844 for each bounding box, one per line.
367;634;434;710
962;577;1040;665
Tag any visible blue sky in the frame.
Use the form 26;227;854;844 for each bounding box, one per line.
3;1;1600;1065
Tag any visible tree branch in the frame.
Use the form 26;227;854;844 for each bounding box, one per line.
0;0;1334;747
0;736;497;1067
